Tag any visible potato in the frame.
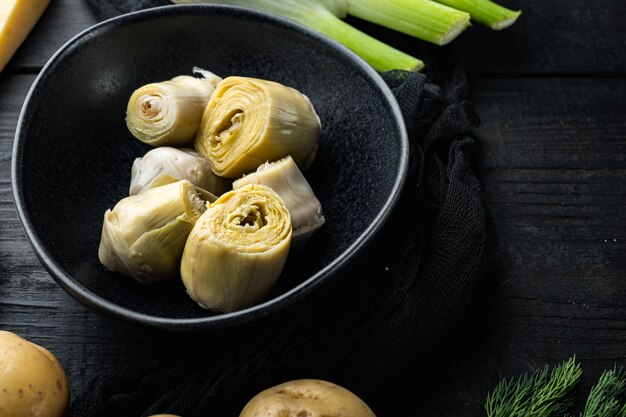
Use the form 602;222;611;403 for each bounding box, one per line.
239;379;376;417
0;330;69;417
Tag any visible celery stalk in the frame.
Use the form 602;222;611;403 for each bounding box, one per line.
171;0;424;72
306;5;425;72
434;0;521;30
346;0;471;45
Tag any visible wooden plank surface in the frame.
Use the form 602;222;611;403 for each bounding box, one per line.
351;0;626;74
453;0;626;74
473;77;626;169
2;0;626;415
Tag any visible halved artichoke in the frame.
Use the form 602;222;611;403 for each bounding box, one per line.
233;155;324;243
126;69;221;146
195;76;321;178
130;146;231;196
98;180;212;284
180;184;292;312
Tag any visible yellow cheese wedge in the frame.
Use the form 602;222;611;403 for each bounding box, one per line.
0;0;52;72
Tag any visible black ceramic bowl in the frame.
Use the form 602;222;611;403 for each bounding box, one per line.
12;5;408;330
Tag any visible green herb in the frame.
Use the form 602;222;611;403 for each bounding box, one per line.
485;356;582;417
578;367;626;417
485;357;626;417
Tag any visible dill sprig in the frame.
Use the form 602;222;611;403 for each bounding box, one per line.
485;356;582;417
579;367;626;417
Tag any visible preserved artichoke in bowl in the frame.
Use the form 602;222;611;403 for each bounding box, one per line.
126;68;221;147
98;180;213;284
195;76;321;178
233;155;324;243
180;184;292;312
130;146;231;196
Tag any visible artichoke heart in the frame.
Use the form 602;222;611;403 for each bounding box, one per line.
233;156;325;242
98;180;209;284
126;69;222;147
180;184;292;312
195;76;321;178
130;146;231;196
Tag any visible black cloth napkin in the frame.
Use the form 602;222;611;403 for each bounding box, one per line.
76;2;492;416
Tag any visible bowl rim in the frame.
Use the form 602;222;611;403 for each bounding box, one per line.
11;4;409;331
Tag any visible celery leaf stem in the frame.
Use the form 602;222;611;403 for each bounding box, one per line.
434;0;521;30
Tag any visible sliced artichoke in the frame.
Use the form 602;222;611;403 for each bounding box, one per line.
98;180;211;284
130;146;231;196
195;76;321;178
233;156;324;242
126;69;222;147
180;184;292;312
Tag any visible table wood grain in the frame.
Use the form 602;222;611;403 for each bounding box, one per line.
1;0;625;415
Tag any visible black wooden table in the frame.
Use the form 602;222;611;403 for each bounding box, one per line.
1;0;625;415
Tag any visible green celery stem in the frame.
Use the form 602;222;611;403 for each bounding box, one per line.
347;0;471;45
434;0;521;29
170;0;424;72
310;10;425;72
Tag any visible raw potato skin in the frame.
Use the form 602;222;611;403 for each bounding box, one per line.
148;415;182;417
239;379;376;417
0;331;69;417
